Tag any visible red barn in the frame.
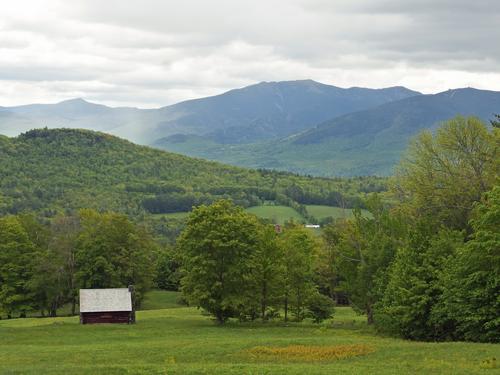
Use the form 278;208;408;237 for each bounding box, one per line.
79;288;135;324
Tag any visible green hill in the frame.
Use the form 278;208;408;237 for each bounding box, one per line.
0;128;384;237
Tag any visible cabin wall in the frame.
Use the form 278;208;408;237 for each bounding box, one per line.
80;311;132;324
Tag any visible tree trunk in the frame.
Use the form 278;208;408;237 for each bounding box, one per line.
50;302;57;317
261;282;267;321
284;296;288;322
366;304;374;325
71;297;77;316
215;309;225;325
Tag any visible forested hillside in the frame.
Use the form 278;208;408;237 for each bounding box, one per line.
0;128;385;221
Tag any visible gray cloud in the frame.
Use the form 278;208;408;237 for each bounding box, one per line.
0;0;499;107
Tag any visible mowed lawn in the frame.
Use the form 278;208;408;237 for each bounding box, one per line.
0;292;498;374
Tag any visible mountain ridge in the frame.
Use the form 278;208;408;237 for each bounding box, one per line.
0;80;421;144
154;87;500;176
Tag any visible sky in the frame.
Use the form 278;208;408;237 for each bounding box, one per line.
1;0;499;108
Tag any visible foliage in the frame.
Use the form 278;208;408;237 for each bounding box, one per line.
0;216;38;317
431;186;500;342
154;247;181;291
0;128;380;215
375;226;464;340
247;225;285;320
279;224;319;321
75;210;157;305
0;210;157;317
393;116;498;230
334;195;408;324
490;113;500;128
178;200;262;323
0;128;386;242
306;292;335;323
178;201;321;324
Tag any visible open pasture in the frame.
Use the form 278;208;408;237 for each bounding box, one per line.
0;292;497;374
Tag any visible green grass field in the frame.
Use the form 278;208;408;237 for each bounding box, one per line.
0;291;498;374
151;205;371;225
245;205;305;224
141;290;184;310
305;205;371;220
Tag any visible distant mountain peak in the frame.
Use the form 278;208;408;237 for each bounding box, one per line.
60;97;88;103
57;98;105;107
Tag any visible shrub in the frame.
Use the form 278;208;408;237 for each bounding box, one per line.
307;293;335;323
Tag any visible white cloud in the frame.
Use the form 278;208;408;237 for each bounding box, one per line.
0;0;499;107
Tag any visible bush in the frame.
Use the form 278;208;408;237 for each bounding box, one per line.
307;293;335;323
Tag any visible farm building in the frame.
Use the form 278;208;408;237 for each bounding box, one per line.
79;287;135;324
305;224;320;229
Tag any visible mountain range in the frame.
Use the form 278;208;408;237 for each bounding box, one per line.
1;80;498;176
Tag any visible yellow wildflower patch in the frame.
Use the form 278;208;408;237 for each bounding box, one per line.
243;344;374;362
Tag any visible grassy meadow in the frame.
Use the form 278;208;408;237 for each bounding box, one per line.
245;205;305;224
0;291;498;374
304;205;371;220
153;204;370;226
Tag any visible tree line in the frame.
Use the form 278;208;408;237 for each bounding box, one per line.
323;116;499;342
177;200;334;324
175;116;498;342
0;210;157;318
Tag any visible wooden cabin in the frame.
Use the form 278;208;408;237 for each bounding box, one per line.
79;288;135;324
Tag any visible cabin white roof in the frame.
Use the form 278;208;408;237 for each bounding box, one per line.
79;288;132;313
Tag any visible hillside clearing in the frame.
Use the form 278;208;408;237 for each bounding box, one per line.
305;205;371;220
245;205;305;224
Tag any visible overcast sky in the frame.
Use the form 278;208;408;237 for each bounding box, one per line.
1;0;499;107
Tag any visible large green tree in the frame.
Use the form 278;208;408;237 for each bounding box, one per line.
0;216;39;318
75;209;156;305
375;225;464;340
279;224;318;322
432;186;500;342
29;215;81;316
334;196;407;324
394;116;498;230
247;225;284;321
178;200;261;323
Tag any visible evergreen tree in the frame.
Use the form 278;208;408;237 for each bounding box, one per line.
432;186;500;342
0;216;38;318
375;225;463;340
